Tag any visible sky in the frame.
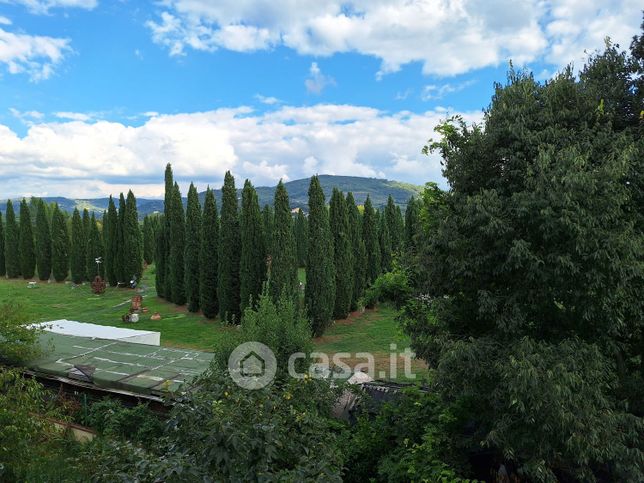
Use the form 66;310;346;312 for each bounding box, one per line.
0;0;641;199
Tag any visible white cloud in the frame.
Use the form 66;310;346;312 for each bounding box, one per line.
2;0;97;14
0;104;482;197
145;0;641;76
9;107;44;125
54;111;91;121
421;80;476;101
0;26;71;81
254;94;281;105
0;16;12;25
305;62;335;94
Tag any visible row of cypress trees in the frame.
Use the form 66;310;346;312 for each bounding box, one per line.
154;164;415;336
1;193;142;286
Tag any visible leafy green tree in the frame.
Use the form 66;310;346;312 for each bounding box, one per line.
0;212;5;277
270;180;297;304
200;188;219;318
378;212;392;273
104;197;119;286
294;208;307;268
50;204;68;282
82;209;91;280
362;196;380;284
122;191;143;283
384;195;401;252
404;196;420;250
239;180;265;312
18;199;35;279
184;183;202;312
218;171;241;322
346;192;366;310
142;216;155;265
35;201;51;281
305;176;335;336
329;188;353;319
116;193;127;284
5;200;20;278
86;213;104;279
169;183;186;305
70;209;86;284
0;303;41;363
163;163;174;297
154;217;167;298
262;204;274;260
405;47;644;480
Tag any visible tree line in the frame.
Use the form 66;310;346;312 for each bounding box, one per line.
154;165;416;335
0;193;143;286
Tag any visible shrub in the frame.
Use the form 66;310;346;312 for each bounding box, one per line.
364;264;412;309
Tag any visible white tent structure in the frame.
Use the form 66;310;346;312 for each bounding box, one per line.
32;320;160;346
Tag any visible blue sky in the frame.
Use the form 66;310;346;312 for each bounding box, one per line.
0;0;640;198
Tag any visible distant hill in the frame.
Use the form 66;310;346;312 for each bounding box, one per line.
0;175;423;218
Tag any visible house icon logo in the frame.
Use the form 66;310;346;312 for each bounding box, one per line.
228;341;277;390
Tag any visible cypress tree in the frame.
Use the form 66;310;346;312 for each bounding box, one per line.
51;204;69;282
70;209;85;284
379;211;392;273
270;180;297;304
239;180;265;312
19;199;36;279
5;200;20;278
262;204;274;260
163;164;174;297
305;176;335;337
116;193;127;284
104;197;119;286
346;192;366;310
404;196;420;250
35;200;51;281
200;188;219;318
169;183;186;305
143;216;155;265
184;183;202;312
86;213;104;279
155;217;167;298
82;209;91;280
362;195;380;284
218;171;241;322
294;208;307;267
329;188;353;319
0;212;5;277
384;195;401;251
122;190;143;284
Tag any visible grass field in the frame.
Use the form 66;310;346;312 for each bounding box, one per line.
0;266;426;381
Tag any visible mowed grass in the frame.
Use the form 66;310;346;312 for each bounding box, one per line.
0;266;233;350
313;305;428;382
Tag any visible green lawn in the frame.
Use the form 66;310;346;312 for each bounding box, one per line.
0;266;426;381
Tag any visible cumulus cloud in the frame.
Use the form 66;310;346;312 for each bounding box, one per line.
0;104;482;197
54;111;92;121
305;62;335;94
0;26;71;80
145;0;641;76
2;0;97;14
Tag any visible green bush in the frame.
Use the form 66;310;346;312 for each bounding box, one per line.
364;264;412;309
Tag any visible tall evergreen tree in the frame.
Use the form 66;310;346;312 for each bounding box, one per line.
329;188;353;319
163;164;174;297
305;176;335;336
200;188;219;318
362;196;381;283
346;192;366;310
270;180;297;304
0;212;5;277
50;204;69;282
262;204;274;260
104;197;119;286
184;183;202;312
404;196;420;250
379;212;392;273
4;200;20;278
294;208;307;267
122;190;143;283
169;183;186;305
218;171;241;322
86;213;104;279
116;193;127;284
70;209;86;284
35;200;51;281
155;217;167;298
82;209;91;280
143;216;155;265
239;180;265;312
19;199;36;279
384;195;401;251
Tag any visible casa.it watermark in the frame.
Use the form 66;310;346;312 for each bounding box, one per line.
228;341;416;390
